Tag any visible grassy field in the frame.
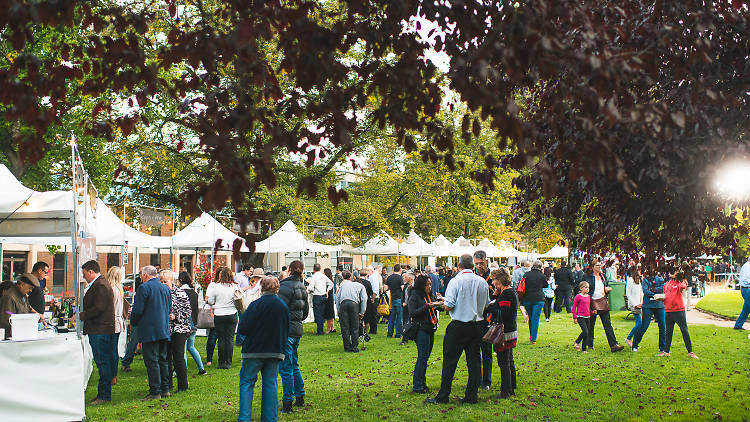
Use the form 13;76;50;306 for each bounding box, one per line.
696;291;744;319
85;311;750;422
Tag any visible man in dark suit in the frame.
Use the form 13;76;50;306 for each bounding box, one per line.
553;260;575;313
79;260;116;405
130;265;172;400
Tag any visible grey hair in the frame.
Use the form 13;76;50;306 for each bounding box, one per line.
459;254;474;270
142;265;158;277
523;259;532;267
424;265;432;273
473;250;487;261
532;260;543;270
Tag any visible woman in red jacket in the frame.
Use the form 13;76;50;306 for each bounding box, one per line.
663;265;698;358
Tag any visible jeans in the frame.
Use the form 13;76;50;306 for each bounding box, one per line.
339;300;360;351
478;320;492;387
238;358;280;422
627;312;643;341
214;314;238;368
412;329;434;392
554;289;573;313
206;328;217;364
89;333;118;401
575;317;591;350
496;348;516;395
543;297;553;320
168;332;189;391
185;331;205;371
435;320;482;402
121;325;138;368
522;301;545;342
632;307;666;351
588;310;619;348
142;339;170;395
313;295;326;334
387;298;403;338
279;336;305;403
665;311;693;353
735;287;750;329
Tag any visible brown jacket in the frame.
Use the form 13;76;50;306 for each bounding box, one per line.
0;285;34;339
79;276;115;335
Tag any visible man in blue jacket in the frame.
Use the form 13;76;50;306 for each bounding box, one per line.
237;276;289;422
631;268;666;353
130;265;172;400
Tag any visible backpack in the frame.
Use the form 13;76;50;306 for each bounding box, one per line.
517;276;526;299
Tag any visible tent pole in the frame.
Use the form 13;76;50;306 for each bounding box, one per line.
0;241;4;282
170;208;176;270
70;137;82;338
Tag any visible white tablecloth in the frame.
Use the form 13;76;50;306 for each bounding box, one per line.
0;333;92;422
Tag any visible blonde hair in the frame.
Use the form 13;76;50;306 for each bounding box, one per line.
107;266;124;297
159;269;175;284
490;268;511;286
578;281;589;290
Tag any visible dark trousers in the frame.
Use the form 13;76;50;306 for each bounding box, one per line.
413;329;434;392
543;297;553;320
89;333;118;401
665;311;693;353
339;300;360;351
206;328;217;363
313;295;326;334
589;310;618;348
121;325;138;368
369;299;379;334
142;339;170;395
575;317;591;351
496;348;516;395
478;320;492;387
554;289;573;313
402;304;410;326
435;320;482;402
214;314;238;368
632;307;666;351
168;332;189;391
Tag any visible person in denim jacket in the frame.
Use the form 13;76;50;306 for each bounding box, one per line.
630;268;666;353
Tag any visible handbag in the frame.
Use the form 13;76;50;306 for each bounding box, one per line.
197;304;215;329
517;277;526;299
482;322;506;346
402;320;419;341
592;297;610;312
233;287;249;313
377;295;390;316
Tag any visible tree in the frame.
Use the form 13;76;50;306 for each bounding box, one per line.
3;1;750;257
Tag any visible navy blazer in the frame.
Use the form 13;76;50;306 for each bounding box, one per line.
130;277;172;342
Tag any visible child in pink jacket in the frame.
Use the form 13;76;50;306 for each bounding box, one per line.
572;281;592;352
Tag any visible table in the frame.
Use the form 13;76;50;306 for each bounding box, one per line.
0;333;92;421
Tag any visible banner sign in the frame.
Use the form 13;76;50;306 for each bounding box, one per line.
312;228;336;241
140;208;165;227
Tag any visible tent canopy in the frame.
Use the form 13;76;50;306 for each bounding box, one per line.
398;230;433;257
171;213;249;251
344;231;399;255
539;244;569;259
254;220;340;254
476;238;502;258
452;236;476;256
430;235;454;257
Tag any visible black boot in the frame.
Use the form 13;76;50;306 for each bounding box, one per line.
281;401;293;413
294;395;305;407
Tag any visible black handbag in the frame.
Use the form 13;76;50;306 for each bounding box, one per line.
402;320;419;341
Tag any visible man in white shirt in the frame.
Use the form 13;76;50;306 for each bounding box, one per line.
734;256;750;330
426;254;489;405
307;263;333;335
234;264;253;291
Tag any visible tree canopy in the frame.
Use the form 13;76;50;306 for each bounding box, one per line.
2;0;749;257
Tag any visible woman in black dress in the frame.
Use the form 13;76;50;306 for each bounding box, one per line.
323;268;336;334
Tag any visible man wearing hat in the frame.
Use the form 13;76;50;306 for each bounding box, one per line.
0;273;41;339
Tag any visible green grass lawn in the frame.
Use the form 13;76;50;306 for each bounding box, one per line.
85;312;750;421
696;291;744;319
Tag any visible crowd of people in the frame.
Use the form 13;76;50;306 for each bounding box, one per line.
2;251;749;422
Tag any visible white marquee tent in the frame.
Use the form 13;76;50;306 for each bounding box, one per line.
430;235;454;257
452;236;476;256
476;238;502;258
171;212;250;251
539;244;569;259
254;220;340;254
344;231;399;255
398;230;433;257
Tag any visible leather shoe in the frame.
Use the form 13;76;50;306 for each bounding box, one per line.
141;394;161;401
424;397;448;404
294;395;305;407
494;392;512;399
281;401;293;413
458;397;478;405
161;391;171;398
90;398;111;405
611;344;625;352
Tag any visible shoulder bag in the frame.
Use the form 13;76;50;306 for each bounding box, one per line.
482;322;506;346
517;276;526;300
402;320;419;341
197;303;215;329
592;297;610;312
